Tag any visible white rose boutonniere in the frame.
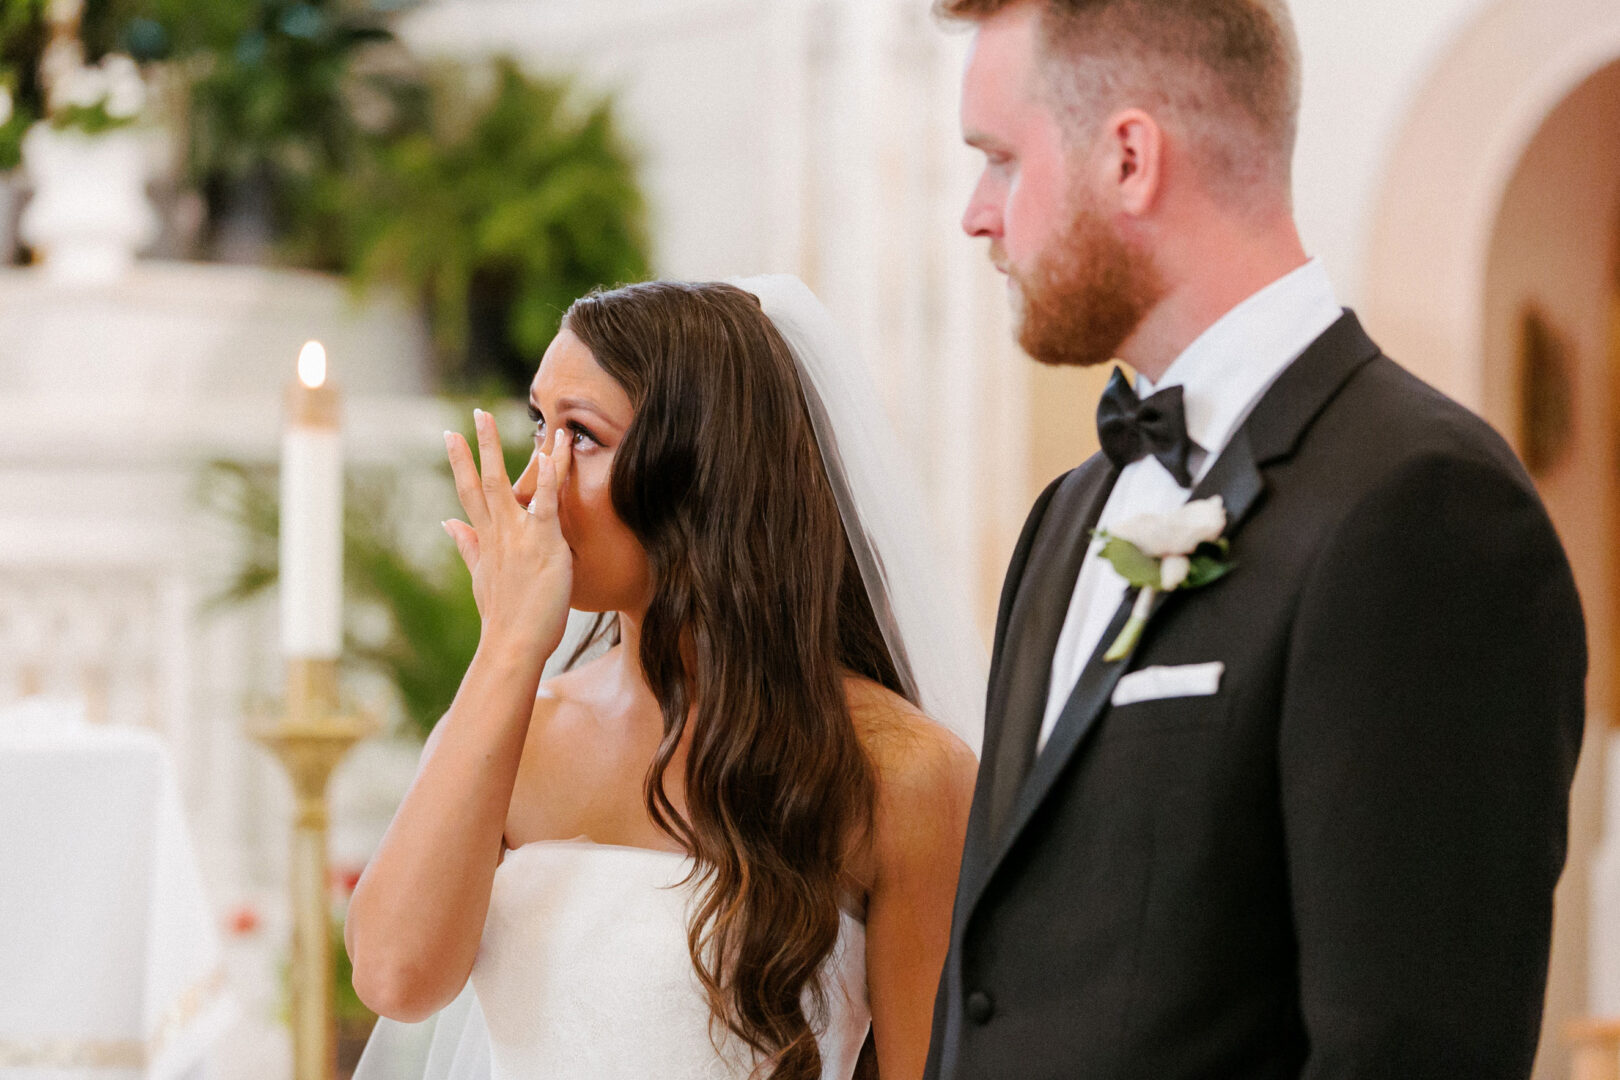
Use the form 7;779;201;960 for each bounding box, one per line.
1093;495;1233;661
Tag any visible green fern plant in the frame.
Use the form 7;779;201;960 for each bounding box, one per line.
329;58;650;396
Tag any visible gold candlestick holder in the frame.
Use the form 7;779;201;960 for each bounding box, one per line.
252;659;377;1080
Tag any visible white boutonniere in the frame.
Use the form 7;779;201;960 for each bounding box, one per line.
1093;496;1233;661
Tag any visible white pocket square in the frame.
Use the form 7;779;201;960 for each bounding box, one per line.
1112;662;1225;707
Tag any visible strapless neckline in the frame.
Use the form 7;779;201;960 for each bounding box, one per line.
503;836;690;861
501;837;870;923
474;835;871;1079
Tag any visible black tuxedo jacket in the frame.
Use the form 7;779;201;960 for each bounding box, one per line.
925;313;1586;1080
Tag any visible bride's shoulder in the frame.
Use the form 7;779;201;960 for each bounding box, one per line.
845;676;973;763
532;649;620;719
519;652;626;760
844;677;977;843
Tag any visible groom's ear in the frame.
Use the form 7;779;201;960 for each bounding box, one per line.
1101;108;1164;219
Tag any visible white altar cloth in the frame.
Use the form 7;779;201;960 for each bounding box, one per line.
0;703;236;1080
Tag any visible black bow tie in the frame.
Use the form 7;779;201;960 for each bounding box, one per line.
1096;367;1197;488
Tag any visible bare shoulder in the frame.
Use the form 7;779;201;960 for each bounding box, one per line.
845;677;979;869
525;650;620;747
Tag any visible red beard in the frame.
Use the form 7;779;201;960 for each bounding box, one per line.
1008;200;1166;369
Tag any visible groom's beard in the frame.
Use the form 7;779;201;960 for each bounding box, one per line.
1008;202;1166;368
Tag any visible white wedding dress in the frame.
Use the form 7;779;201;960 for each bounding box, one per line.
355;838;872;1080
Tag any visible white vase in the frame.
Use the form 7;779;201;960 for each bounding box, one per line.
18;123;158;286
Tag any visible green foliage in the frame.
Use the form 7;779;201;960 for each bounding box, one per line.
329;59;650;396
198;410;534;742
1183;542;1234;589
0;86;33;172
87;0;252;59
0;1;46;170
1096;536;1162;590
49;99;135;135
0;0;165;165
17;3;649;393
0;0;48;49
1094;532;1234;592
344;507;482;743
104;5;650;395
163;0;415;269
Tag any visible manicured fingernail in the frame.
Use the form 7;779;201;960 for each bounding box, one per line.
473;408;486;426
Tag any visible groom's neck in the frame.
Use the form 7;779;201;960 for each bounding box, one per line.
1116;210;1310;384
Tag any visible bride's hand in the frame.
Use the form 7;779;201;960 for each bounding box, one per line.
443;408;574;660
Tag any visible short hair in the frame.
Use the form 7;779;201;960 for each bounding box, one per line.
941;0;1302;196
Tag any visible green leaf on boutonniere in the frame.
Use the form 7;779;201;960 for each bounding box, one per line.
1181;538;1233;588
1096;536;1162;589
1183;554;1234;589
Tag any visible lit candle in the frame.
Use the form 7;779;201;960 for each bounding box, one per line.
280;341;343;659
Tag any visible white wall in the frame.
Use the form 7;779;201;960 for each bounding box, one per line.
1289;0;1490;307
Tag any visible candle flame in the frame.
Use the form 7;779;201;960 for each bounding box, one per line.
297;341;328;389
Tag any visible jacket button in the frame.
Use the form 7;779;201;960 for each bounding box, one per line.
966;990;995;1025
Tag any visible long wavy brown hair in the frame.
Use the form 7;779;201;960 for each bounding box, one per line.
563;281;902;1079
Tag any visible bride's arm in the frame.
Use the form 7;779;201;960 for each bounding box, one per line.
346;652;555;1021
862;715;978;1079
345;411;573;1022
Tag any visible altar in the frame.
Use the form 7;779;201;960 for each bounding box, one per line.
0;702;235;1080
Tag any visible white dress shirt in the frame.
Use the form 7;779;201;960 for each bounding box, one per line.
1036;259;1343;753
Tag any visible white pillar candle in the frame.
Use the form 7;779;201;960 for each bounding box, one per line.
280;341;343;659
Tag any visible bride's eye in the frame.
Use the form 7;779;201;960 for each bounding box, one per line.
528;404;600;451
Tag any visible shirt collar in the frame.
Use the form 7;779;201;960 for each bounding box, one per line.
1137;258;1342;464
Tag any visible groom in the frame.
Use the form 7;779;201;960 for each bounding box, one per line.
927;2;1586;1078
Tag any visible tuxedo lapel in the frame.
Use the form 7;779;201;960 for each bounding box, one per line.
966;458;1116;873
961;311;1382;917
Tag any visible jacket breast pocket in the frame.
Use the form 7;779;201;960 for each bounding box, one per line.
1104;663;1230;735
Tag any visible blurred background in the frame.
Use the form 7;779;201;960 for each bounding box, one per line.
0;0;1617;1078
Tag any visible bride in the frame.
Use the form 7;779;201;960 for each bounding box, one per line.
345;277;984;1080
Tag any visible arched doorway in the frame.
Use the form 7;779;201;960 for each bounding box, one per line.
1363;3;1620;1077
